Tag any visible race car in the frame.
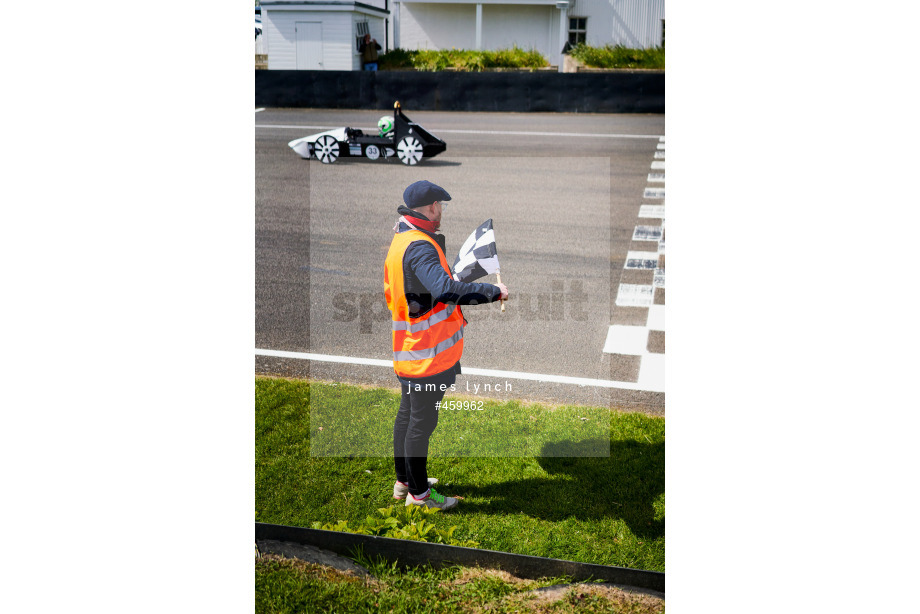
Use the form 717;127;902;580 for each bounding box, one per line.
287;101;446;165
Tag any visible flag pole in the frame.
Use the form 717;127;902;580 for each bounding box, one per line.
496;271;505;313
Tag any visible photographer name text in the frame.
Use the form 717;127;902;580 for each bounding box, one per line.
407;380;513;394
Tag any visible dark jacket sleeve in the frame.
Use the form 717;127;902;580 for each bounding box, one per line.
405;241;501;306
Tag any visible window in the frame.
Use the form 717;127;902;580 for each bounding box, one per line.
356;21;369;51
568;17;587;45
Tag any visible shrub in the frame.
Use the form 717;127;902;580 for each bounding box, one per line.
569;43;664;69
377;46;548;71
486;46;547;69
377;47;414;70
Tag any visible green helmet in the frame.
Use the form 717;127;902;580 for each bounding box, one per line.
378;115;394;136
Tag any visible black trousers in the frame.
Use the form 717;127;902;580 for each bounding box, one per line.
393;383;445;496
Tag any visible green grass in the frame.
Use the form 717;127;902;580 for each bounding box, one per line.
568;44;665;70
307;379;610;458
378;46;549;71
255;554;665;614
256;376;664;572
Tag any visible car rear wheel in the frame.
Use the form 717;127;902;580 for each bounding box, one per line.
315;135;339;164
397;136;423;165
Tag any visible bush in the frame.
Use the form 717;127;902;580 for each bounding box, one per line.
377;47;414;70
378;46;548;71
568;43;664;69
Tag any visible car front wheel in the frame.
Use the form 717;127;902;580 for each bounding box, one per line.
315;135;339;164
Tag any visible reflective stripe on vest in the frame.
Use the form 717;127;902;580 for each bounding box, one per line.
392;326;464;362
391;303;457;333
384;229;465;378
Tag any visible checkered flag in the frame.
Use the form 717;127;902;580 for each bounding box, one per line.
452;219;500;283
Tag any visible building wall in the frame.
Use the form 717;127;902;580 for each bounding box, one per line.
399;3;560;63
264;11;354;70
395;0;663;55
399;3;477;50
261;2;389;70
568;0;665;48
481;5;557;57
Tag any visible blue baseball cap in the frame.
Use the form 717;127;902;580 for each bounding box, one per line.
403;180;452;209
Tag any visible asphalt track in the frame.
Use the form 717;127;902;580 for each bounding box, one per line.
255;108;665;414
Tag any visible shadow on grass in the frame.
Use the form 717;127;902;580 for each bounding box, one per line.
449;438;664;539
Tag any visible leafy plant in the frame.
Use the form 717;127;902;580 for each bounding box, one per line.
312;504;479;547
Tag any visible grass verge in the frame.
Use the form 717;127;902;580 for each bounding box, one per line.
307;378;610;458
256;377;664;571
255;553;664;614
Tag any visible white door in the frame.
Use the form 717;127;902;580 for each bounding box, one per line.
295;21;323;70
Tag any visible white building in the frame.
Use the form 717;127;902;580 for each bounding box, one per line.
557;0;665;49
260;1;391;70
260;0;664;70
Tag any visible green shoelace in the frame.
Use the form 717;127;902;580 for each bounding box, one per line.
428;489;445;502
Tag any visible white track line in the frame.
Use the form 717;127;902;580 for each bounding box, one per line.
255;348;660;391
255;124;662;139
255;108;265;113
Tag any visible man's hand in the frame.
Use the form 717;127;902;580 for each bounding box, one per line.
496;283;509;301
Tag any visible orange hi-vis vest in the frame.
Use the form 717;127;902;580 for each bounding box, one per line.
384;229;465;379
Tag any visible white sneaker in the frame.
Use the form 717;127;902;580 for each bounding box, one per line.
405;487;458;511
393;478;438;500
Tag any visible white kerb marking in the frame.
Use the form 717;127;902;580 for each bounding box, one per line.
638;205;666;218
651;161;665;170
603;325;649;355
647;305;665;331
647;173;665;182
616;284;654;307
637;354;665;392
643;187;665;199
255;108;265;113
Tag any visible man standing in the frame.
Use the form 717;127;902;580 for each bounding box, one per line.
384;180;509;510
360;34;382;71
